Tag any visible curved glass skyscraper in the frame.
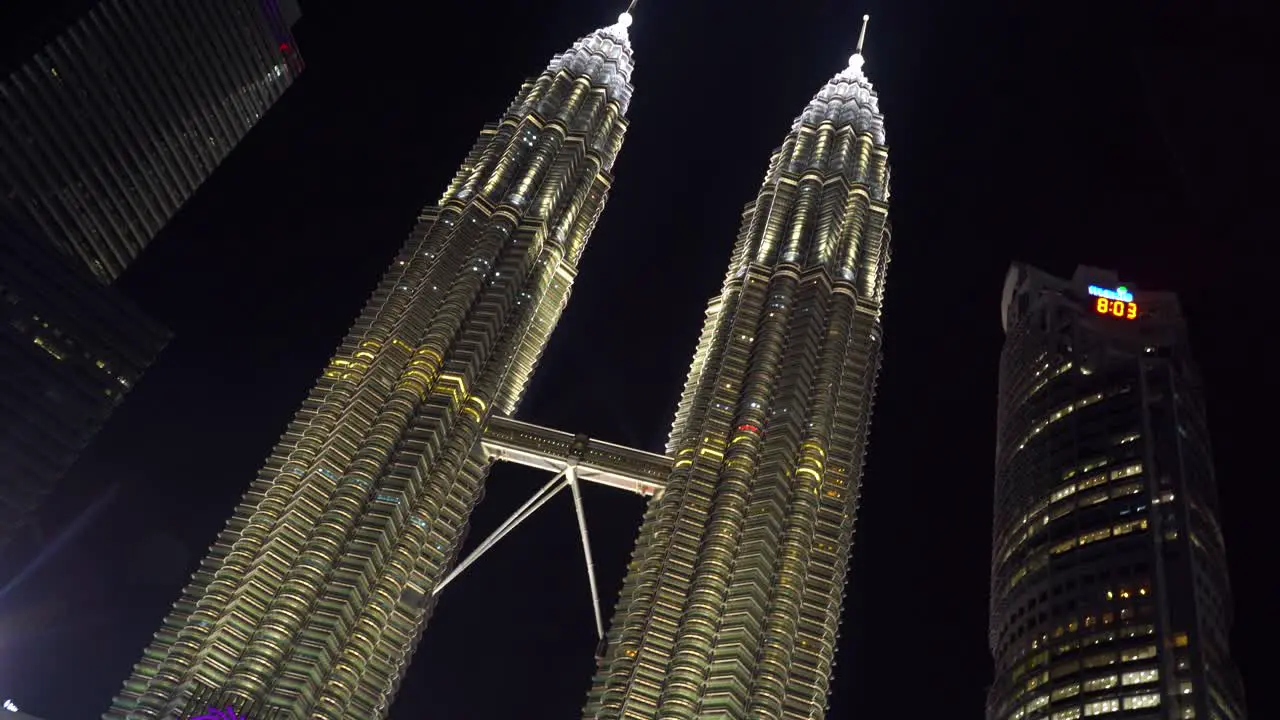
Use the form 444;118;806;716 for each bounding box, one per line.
988;264;1247;720
108;11;636;720
583;20;891;720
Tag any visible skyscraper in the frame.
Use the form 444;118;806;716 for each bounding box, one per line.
0;215;167;561
584;17;891;719
108;9;636;720
0;0;304;283
0;0;298;572
988;264;1247;719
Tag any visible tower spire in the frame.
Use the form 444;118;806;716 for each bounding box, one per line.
617;0;636;28
848;13;870;73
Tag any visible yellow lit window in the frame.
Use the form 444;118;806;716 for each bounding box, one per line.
1051;538;1077;555
1111;462;1143;479
1026;671;1049;690
1084;698;1120;715
1083;652;1118;670
1122;668;1158;685
1025;694;1049;712
1121;645;1157;662
1078;472;1109;490
1051;684;1080;702
1173;632;1188;648
32;336;66;360
1111;482;1143;497
1113;518;1148;535
1078;489;1110;507
1051;484;1078;502
1079;528;1112;546
1122;692;1160;709
1083;674;1118;691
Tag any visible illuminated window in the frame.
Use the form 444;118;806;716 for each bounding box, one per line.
1078;472;1109;490
1113;519;1148;535
1079;528;1112;546
1125;624;1152;638
1111;463;1143;479
1083;631;1114;646
1051;484;1078;503
1122;668;1158;685
1051;684;1080;701
1111;482;1142;497
1051;538;1077;555
1084;698;1120;715
1026;671;1049;690
33;336;66;360
1122;692;1160;709
1121;645;1157;662
1083;674;1118;691
1173;632;1189;648
1078;489;1109;507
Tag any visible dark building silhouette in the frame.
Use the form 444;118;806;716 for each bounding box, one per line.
988;264;1247;719
0;216;167;559
0;0;304;282
0;0;302;564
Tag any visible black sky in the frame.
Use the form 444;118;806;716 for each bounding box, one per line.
0;1;1274;718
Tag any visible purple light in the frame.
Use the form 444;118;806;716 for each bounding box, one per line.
190;707;245;720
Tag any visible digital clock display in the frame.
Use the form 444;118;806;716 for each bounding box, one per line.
1088;285;1138;320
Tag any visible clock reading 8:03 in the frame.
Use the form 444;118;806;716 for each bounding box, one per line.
1095;297;1138;320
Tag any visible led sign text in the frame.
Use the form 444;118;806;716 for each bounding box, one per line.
1088;285;1134;302
1088;285;1137;320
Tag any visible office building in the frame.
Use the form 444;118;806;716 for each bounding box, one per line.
0;216;167;563
988;264;1247;719
582;16;891;719
108;10;637;719
0;0;304;282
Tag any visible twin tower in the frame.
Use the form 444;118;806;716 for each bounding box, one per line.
108;7;892;720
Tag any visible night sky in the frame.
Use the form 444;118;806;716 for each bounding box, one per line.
0;1;1273;718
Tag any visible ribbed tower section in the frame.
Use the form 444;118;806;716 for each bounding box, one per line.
107;14;635;720
583;38;891;720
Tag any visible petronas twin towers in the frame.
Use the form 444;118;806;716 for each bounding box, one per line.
109;7;892;719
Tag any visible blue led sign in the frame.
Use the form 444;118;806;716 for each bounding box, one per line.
1087;285;1134;303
